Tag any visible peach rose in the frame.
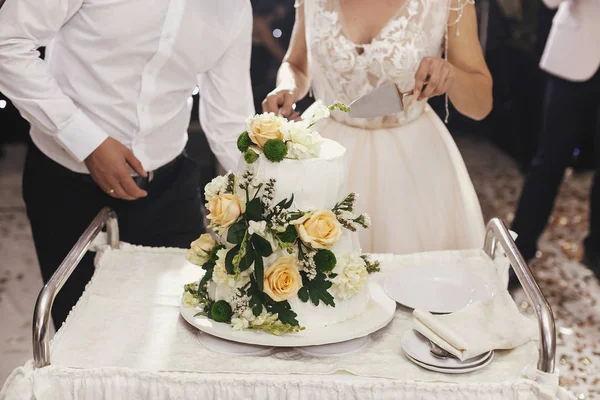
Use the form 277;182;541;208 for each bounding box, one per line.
263;257;302;302
292;210;342;249
207;194;245;228
185;234;216;265
247;114;284;148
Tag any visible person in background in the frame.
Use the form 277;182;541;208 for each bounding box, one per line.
0;0;254;327
511;0;600;279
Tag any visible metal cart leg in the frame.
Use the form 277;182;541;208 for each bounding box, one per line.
483;218;556;374
32;207;120;368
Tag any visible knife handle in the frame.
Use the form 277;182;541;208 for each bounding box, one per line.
404;80;429;97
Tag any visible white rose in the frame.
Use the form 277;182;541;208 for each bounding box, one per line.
204;174;229;202
280;121;323;159
330;253;368;300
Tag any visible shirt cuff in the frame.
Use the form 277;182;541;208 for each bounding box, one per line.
55;110;109;162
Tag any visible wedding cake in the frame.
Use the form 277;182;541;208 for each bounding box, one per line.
182;102;379;335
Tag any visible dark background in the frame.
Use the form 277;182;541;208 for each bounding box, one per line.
1;0;597;180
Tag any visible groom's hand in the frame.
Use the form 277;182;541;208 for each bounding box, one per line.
262;86;296;118
84;137;148;200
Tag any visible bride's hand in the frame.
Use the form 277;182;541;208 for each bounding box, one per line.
413;57;455;101
262;87;297;118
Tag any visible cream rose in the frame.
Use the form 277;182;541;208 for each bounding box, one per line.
263;257;302;302
185;234;216;266
207;194;245;228
247;113;284;148
292;210;342;249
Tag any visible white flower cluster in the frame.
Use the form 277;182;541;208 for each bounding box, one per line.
301;250;317;281
228;290;251;316
248;221;277;250
330;253;369;300
267;205;291;233
231;308;278;331
181;291;201;308
213;248;251;288
204;174;229;202
281;121;324;160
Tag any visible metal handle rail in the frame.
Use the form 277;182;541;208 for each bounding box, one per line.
33;207;120;368
483;218;556;373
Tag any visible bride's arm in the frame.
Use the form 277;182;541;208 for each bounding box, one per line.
262;3;310;117
445;0;493;120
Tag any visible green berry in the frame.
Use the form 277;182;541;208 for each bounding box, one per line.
263;139;287;162
237;131;251;152
314;249;336;273
244;149;259;164
211;300;233;323
278;225;298;243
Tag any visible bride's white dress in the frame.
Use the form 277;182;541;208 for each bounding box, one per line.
304;0;485;253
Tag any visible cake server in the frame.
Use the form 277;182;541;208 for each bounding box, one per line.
348;81;426;119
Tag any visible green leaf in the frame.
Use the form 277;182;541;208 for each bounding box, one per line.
238;244;255;272
266;300;299;326
301;271;335;307
225;245;241;274
198;263;214;289
227;220;247;245
249;276;264;316
298;286;309;303
251;233;273;257
245;198;264;221
283;194;294;209
254;253;265;291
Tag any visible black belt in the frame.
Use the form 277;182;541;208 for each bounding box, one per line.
131;152;185;189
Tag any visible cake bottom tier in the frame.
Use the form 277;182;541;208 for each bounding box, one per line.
208;282;371;329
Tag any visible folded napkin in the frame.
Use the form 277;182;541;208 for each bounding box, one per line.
413;289;538;361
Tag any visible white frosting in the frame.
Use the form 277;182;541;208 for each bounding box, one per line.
212;138;370;329
244;139;348;211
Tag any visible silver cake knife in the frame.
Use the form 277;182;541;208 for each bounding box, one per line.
348;81;425;119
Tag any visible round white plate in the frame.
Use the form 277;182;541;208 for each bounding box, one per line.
197;331;275;356
384;264;494;313
295;336;371;357
402;329;492;369
180;283;396;347
405;351;494;374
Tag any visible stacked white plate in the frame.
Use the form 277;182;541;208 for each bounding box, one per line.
401;329;494;374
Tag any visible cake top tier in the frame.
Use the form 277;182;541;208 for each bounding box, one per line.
236;101;350;163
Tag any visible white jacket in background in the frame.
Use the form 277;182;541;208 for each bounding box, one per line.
540;0;600;81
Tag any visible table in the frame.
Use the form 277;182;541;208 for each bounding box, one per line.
0;209;575;400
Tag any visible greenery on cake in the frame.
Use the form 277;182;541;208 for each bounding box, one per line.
238;101;349;163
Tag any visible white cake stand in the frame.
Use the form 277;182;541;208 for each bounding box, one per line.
180;283;396;348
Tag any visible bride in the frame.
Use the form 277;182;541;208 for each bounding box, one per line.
263;0;492;254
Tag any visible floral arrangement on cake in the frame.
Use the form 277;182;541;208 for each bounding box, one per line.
236;101;349;163
181;102;380;336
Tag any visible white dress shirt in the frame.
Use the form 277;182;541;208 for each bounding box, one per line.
0;0;254;173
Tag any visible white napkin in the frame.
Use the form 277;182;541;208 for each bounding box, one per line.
412;289;538;361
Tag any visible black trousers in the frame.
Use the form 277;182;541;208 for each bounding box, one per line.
23;144;205;328
512;67;600;263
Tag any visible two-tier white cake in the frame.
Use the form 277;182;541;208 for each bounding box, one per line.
183;105;379;335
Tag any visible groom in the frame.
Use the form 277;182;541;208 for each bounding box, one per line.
511;0;600;277
0;0;254;326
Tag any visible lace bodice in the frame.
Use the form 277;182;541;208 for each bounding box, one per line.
304;0;451;129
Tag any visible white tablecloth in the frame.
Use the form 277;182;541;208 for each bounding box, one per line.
1;245;574;400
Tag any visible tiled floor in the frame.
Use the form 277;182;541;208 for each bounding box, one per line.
0;139;598;398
